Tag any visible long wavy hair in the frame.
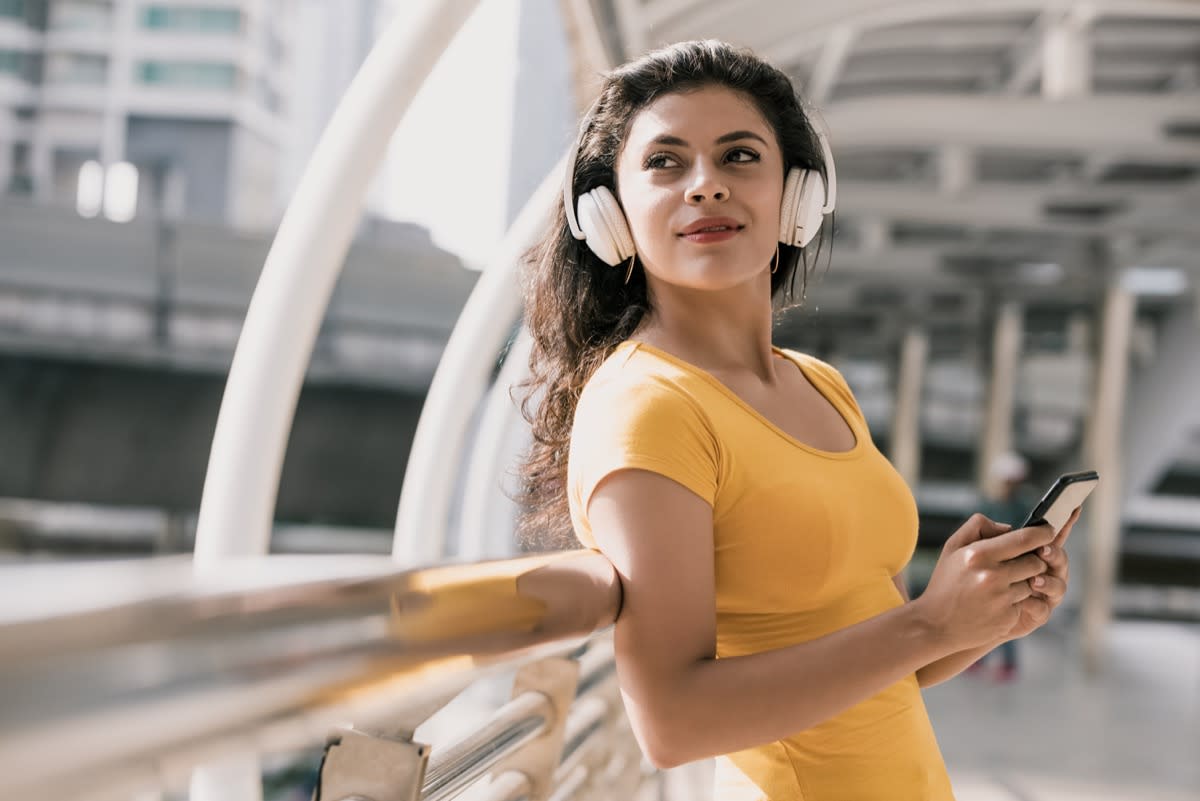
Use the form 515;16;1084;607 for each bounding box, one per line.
512;40;833;548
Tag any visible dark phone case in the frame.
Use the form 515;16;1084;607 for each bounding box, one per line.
1019;470;1100;529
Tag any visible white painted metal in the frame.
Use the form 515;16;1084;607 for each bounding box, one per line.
806;25;856;105
394;0;616;566
193;0;481;564
392;164;564;566
457;329;535;560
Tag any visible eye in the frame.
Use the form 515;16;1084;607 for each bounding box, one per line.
726;147;760;163
643;152;680;169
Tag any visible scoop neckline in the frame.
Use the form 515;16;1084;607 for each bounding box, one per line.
619;340;865;460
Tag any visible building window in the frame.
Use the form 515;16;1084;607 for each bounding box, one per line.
137;60;237;89
0;0;25;22
141;6;241;33
49;1;112;31
0;49;22;75
46;52;107;85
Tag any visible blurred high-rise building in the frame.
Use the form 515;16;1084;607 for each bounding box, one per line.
0;0;296;229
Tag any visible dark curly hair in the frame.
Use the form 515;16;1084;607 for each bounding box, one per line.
512;40;833;548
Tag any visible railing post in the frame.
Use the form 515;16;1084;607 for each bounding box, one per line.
489;657;581;801
313;728;430;801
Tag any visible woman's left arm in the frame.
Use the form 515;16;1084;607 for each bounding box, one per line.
901;506;1081;688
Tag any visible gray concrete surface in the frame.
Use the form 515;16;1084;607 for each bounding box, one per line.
927;619;1200;801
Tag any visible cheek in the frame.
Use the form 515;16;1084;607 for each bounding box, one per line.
622;189;674;250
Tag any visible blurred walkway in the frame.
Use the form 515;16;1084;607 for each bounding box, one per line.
927;619;1200;801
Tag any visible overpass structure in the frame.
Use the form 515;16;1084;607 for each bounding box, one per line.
2;1;1199;801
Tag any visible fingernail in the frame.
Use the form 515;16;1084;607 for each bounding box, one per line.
1033;577;1045;588
1042;546;1052;556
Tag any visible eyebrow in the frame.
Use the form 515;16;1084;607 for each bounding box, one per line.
647;130;770;148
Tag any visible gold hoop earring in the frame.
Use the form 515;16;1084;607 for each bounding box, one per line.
624;253;637;285
770;244;781;274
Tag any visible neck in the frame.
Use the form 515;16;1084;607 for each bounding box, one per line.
633;271;780;382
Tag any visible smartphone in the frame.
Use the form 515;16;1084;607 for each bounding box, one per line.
1020;470;1100;533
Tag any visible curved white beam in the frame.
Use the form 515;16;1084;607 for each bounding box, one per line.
457;329;534;560
393;0;617;566
391;165;562;566
193;0;481;564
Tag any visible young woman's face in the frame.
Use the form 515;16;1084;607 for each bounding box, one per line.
615;85;784;292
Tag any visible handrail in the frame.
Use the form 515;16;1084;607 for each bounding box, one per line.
0;550;620;801
422;692;549;801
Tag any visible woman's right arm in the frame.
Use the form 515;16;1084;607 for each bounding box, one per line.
588;468;1054;769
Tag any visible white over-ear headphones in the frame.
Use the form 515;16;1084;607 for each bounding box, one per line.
562;99;838;267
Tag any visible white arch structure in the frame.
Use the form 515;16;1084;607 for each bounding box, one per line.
196;0;613;571
194;0;487;564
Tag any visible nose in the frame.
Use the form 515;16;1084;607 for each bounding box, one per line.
685;161;729;204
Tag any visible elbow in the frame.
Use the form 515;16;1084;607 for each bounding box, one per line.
640;737;689;771
916;667;946;689
627;707;695;770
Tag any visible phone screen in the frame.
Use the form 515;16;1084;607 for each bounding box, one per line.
1020;470;1099;533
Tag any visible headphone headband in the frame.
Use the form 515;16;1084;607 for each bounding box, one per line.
807;110;837;213
563;97;602;241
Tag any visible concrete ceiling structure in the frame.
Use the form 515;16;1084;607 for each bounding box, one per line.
586;0;1200;355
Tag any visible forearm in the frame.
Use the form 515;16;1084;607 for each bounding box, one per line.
629;600;952;767
916;639;1005;687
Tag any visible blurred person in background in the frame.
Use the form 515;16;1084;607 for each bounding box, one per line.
968;451;1042;683
514;40;1079;801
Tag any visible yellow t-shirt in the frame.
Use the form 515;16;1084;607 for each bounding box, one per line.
567;340;955;801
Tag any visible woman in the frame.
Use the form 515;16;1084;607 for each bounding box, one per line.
515;40;1078;801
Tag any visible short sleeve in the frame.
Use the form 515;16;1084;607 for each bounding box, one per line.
567;374;720;546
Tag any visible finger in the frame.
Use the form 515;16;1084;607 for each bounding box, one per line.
978;520;1015;540
1004;552;1049;584
1038;544;1069;575
1030;574;1066;604
946;513;1011;551
1018;595;1051;625
1054;507;1083;547
980;522;1056;562
1008;578;1037;604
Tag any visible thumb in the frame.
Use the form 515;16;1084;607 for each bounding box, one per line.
945;514;1009;552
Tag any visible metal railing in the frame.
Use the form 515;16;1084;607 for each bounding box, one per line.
0;549;651;801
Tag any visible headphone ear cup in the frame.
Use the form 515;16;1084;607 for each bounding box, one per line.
792;170;828;249
577;187;635;266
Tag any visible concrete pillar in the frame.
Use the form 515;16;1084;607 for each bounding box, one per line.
891;326;929;489
1043;16;1091;100
978;302;1023;498
939;144;973;196
0;120;12;193
29;139;53;203
1081;281;1136;674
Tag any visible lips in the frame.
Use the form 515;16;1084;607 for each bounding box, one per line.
679;217;743;236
